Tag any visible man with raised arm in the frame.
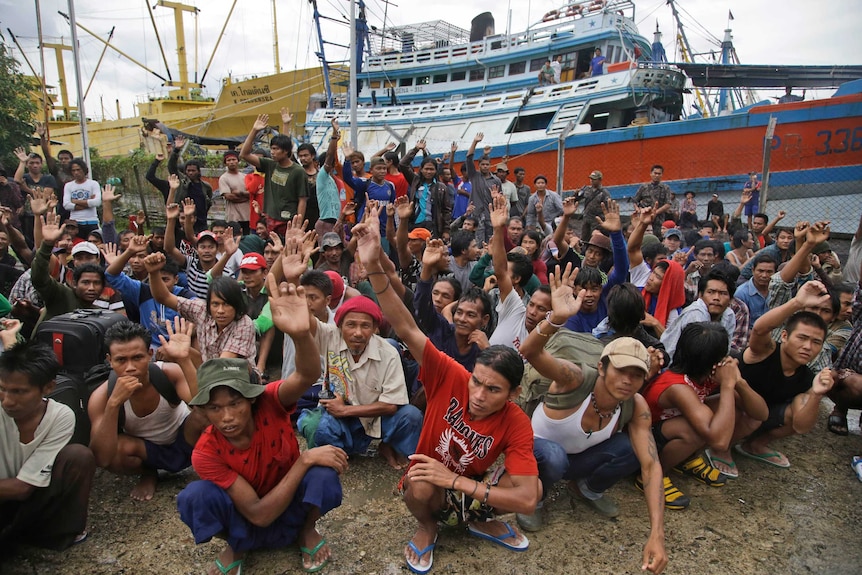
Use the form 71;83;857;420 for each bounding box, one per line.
516;264;667;574
240;114;307;235
356;204;539;574
464;133;501;243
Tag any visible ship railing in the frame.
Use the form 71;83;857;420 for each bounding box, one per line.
366;12;616;72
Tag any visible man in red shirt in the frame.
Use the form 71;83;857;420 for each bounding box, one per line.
355;204;539;574
176;278;348;574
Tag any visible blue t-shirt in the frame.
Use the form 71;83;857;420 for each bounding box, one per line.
591;55;606;76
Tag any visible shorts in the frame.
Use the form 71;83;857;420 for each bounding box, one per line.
760;402;791;432
265;216;288;236
652;419;670;455
143;420;194;473
400;466;506;527
743;192;759;216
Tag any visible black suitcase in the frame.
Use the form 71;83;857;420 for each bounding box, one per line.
47;372;91;445
35;309;126;374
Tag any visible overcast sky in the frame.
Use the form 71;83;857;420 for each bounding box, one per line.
1;0;859;120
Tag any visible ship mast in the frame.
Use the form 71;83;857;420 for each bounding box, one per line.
667;0;713;117
67;0;90;167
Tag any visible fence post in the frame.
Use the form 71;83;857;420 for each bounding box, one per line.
557;121;575;193
760;116;778;211
132;165;149;223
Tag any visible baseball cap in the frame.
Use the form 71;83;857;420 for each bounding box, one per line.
601;337;650;376
321;232;343;248
495;163;509;172
664;228;683;239
196;230;218;243
189;358;265;406
662;220;675;230
407;228;432;241
239;252;267;270
811;241;832;255
589;170;603;180
71;241;100;257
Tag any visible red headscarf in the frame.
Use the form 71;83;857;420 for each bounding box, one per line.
642;259;685;327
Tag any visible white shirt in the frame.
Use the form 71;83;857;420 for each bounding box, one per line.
488;290;529;355
0;400;74;487
63;179;102;223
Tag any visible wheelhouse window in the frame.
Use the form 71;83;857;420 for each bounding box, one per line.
530;58;546;72
417;75;431;85
509;61;526;75
469;69;485;82
488;65;505;79
433;74;448;83
399;77;414;87
451;71;467;81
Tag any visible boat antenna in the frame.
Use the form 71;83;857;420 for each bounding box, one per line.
83;26;114;100
349;0;358;145
144;0;173;83
200;0;239;86
309;0;335;108
272;0;280;73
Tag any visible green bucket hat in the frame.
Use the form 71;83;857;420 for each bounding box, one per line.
189;358;264;406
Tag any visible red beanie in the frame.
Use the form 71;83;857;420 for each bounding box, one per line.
335;296;383;327
324;270;345;303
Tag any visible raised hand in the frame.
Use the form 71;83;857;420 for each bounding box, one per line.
268;231;283;253
342;202;356;217
421;238;449;273
265;274;311;338
414;139;426;151
157;317;195;361
383;142;396;152
562;197;579;216
165;202;180;220
632;202;657;228
174;135;186;149
142;252;167;274
223;233;239;256
182;197;196;218
300;229;319;262
102;183;121;203
596;199;622;233
466;202;475;216
450;141;458;155
330;117;340;133
793;221;810;245
394;195;413;220
99;242;119;265
805;220;831;246
130;234;151;254
353;204;382;267
489;192;509;228
775;210;787;221
253;114;270;132
740;190;753;205
155;152;165;162
794;280;830;309
341;141;355;157
473;132;484;144
167;174;180;193
280;107;293;124
30;187;55;216
482;145;492;157
35;122;47;137
14;147;28;163
280;236;310;281
284;214;309;241
548;263;583;322
385;202;396;218
40;212;63;245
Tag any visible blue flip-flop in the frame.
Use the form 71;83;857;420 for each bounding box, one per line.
467;522;529;552
406;535;438;574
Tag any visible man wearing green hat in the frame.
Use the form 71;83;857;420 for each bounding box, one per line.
177;277;348;574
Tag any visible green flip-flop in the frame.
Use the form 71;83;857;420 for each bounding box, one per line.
705;448;739;478
214;558;243;575
300;538;330;573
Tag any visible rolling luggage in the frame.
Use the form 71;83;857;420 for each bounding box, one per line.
35;309;126;374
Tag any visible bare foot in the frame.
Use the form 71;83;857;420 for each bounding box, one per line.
207;546;244;575
130;471;158;501
379;443;408;470
405;524;438;571
298;528;331;572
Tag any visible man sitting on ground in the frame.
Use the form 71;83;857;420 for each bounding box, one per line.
516;265;667;574
88;320;208;501
0;338;95;550
357;204;539;574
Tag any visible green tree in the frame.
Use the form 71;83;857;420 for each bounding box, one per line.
0;36;39;169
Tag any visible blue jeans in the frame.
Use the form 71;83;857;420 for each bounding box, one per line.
534;433;640;500
313;404;422;458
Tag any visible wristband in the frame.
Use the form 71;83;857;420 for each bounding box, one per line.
482;482;491;505
451;476;459;491
470;480;479;497
545;311;565;328
535;321;551;338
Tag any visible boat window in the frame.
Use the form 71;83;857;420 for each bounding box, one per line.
451;71;467;81
399;77;414;87
369;81;381;89
509;61;526;75
488;65;505;79
530;58;546;72
505;112;556;133
433;74;448;84
469;69;485;82
417;75;431;85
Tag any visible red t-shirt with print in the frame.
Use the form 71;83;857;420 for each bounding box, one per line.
415;339;537;478
642;370;720;424
192;381;299;496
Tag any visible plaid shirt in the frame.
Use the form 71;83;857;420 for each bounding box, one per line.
731;297;750;353
176;297;256;368
835;285;862;372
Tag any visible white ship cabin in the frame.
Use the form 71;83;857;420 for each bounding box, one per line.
356;0;651;106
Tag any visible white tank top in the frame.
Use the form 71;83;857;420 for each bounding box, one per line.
531;395;620;454
123;393;190;446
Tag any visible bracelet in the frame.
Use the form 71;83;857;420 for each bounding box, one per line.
470;480;479;497
482;482;492;505
545;311;565;328
451;476;459;491
373;277;392;295
535;321;551;338
366;271;387;276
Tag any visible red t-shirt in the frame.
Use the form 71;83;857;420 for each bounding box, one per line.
415;340;537;478
642;370;719;424
386;172;408;199
191;381;299;496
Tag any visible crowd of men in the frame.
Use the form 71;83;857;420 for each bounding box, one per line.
1;114;861;575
